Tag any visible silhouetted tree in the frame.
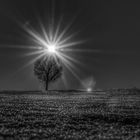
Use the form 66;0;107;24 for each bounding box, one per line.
34;57;63;91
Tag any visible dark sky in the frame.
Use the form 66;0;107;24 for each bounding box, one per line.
0;0;140;90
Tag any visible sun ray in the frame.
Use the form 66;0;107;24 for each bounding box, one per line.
28;30;48;47
58;52;83;66
23;50;45;56
61;57;83;85
53;16;63;42
10;52;46;78
56;53;82;78
0;45;40;50
56;53;75;69
63;48;102;53
24;25;49;48
57;40;84;49
39;21;51;45
22;52;46;69
55;15;77;45
57;31;79;46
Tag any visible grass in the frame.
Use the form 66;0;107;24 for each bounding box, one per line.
0;89;140;139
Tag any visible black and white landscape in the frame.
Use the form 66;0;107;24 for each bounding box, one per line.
0;0;140;140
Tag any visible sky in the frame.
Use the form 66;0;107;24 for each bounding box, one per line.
0;0;140;90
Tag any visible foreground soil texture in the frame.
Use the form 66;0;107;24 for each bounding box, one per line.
0;90;140;139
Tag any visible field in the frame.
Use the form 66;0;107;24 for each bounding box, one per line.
0;89;140;140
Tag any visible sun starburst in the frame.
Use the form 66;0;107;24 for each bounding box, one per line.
4;17;100;88
17;17;88;88
22;18;85;66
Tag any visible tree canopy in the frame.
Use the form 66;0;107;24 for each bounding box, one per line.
34;57;63;90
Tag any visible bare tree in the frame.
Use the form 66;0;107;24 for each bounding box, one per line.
34;57;63;91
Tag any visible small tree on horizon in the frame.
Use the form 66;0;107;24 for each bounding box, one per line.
34;57;63;91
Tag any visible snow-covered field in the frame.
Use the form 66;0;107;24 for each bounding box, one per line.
0;90;140;139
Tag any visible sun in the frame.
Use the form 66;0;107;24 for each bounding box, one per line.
48;45;56;53
44;43;57;54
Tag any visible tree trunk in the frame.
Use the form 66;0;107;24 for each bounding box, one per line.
45;81;48;91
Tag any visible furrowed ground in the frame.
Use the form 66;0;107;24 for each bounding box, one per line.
0;89;140;140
